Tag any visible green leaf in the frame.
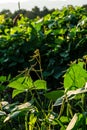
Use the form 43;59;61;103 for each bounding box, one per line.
64;63;87;90
8;78;27;90
0;76;6;82
45;90;64;101
60;116;70;123
53;29;66;35
12;89;24;98
34;80;47;90
25;76;33;88
8;76;33;91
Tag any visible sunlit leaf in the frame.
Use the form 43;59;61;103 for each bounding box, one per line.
12;89;25;98
64;63;87;90
34;80;47;90
60;116;70;123
8;76;33;91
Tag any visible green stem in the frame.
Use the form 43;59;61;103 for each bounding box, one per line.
25;112;29;130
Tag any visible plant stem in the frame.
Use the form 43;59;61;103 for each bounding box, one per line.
25;112;29;130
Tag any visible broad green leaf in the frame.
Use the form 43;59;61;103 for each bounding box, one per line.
64;63;87;90
8;79;27;90
8;76;33;91
12;89;25;98
24;76;33;88
34;80;47;90
45;90;64;101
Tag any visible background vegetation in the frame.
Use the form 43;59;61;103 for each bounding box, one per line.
0;6;54;19
0;5;87;130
